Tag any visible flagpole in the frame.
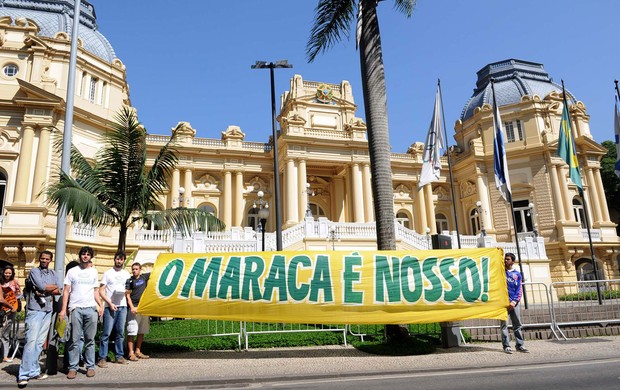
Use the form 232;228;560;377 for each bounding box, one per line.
438;79;461;249
491;79;527;308
561;80;602;305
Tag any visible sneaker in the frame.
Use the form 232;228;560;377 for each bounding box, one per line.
86;368;95;377
516;346;530;353
129;354;139;362
503;346;513;354
17;379;28;386
33;373;48;380
66;370;77;379
115;357;128;365
97;358;108;368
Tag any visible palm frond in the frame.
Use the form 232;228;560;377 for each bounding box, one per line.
142;208;225;236
393;0;415;17
307;0;357;62
46;171;117;226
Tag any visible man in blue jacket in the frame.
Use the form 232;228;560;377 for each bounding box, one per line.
501;252;529;354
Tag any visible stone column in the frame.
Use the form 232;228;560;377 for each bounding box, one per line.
548;162;565;221
223;171;232;228
557;165;574;221
333;176;345;222
233;171;244;227
594;168;611;221
285;159;298;225
14;124;36;204
298;159;307;219
31;126;51;205
362;163;374;222
475;174;492;231
415;187;427;234
170;169;180;208
425;184;437;234
585;168;602;224
183;169;192;208
351;163;364;222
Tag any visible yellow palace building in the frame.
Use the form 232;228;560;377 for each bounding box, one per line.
0;1;618;287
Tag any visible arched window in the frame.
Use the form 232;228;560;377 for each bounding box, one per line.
247;207;259;231
308;202;327;219
435;213;448;234
196;204;217;231
396;211;410;229
572;198;587;228
470;208;481;235
575;258;605;291
513;200;534;235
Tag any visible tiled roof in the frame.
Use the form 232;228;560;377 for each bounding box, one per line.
461;59;575;121
0;0;116;62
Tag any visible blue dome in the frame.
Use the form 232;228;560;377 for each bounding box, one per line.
0;0;116;62
461;59;575;122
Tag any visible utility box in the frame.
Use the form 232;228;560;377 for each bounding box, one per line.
431;234;452;249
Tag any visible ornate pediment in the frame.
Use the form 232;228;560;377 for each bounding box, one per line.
221;125;245;140
434;186;450;201
460;181;477;198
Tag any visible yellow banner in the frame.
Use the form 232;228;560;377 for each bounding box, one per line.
138;248;508;324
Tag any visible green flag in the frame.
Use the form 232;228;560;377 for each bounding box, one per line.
557;93;583;192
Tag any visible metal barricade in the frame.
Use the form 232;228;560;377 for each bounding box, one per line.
242;322;348;351
549;279;620;339
460;282;559;341
146;319;243;350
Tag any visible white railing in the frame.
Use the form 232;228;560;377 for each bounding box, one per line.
145;134;170;144
192;138;226;147
134;228;173;244
242;142;271;152
72;222;96;240
166;219;547;261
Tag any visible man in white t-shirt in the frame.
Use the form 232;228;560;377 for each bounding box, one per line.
59;246;103;380
97;251;130;367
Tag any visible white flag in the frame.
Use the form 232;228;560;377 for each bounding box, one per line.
419;85;444;188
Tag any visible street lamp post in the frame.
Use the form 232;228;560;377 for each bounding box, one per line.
254;191;269;251
304;183;314;218
327;226;340;251
426;227;431;249
251;60;292;251
178;186;185;208
476;201;486;236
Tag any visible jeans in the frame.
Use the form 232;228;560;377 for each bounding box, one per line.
98;306;127;360
500;304;525;348
67;307;98;371
18;310;52;381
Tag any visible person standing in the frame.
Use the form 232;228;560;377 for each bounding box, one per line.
59;246;103;379
1;265;21;363
17;251;60;387
97;252;130;367
125;262;150;361
501;252;529;354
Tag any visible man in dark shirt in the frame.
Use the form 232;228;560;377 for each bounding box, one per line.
125;262;150;361
18;251;60;387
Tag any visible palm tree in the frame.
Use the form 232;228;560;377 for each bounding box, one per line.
307;0;415;251
308;0;415;343
46;107;224;252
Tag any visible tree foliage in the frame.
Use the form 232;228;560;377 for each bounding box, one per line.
46;107;224;252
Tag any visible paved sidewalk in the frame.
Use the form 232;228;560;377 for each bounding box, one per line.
1;336;619;388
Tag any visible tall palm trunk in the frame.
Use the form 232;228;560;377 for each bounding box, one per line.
359;1;395;251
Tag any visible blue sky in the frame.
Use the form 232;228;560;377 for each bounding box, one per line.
93;0;620;153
